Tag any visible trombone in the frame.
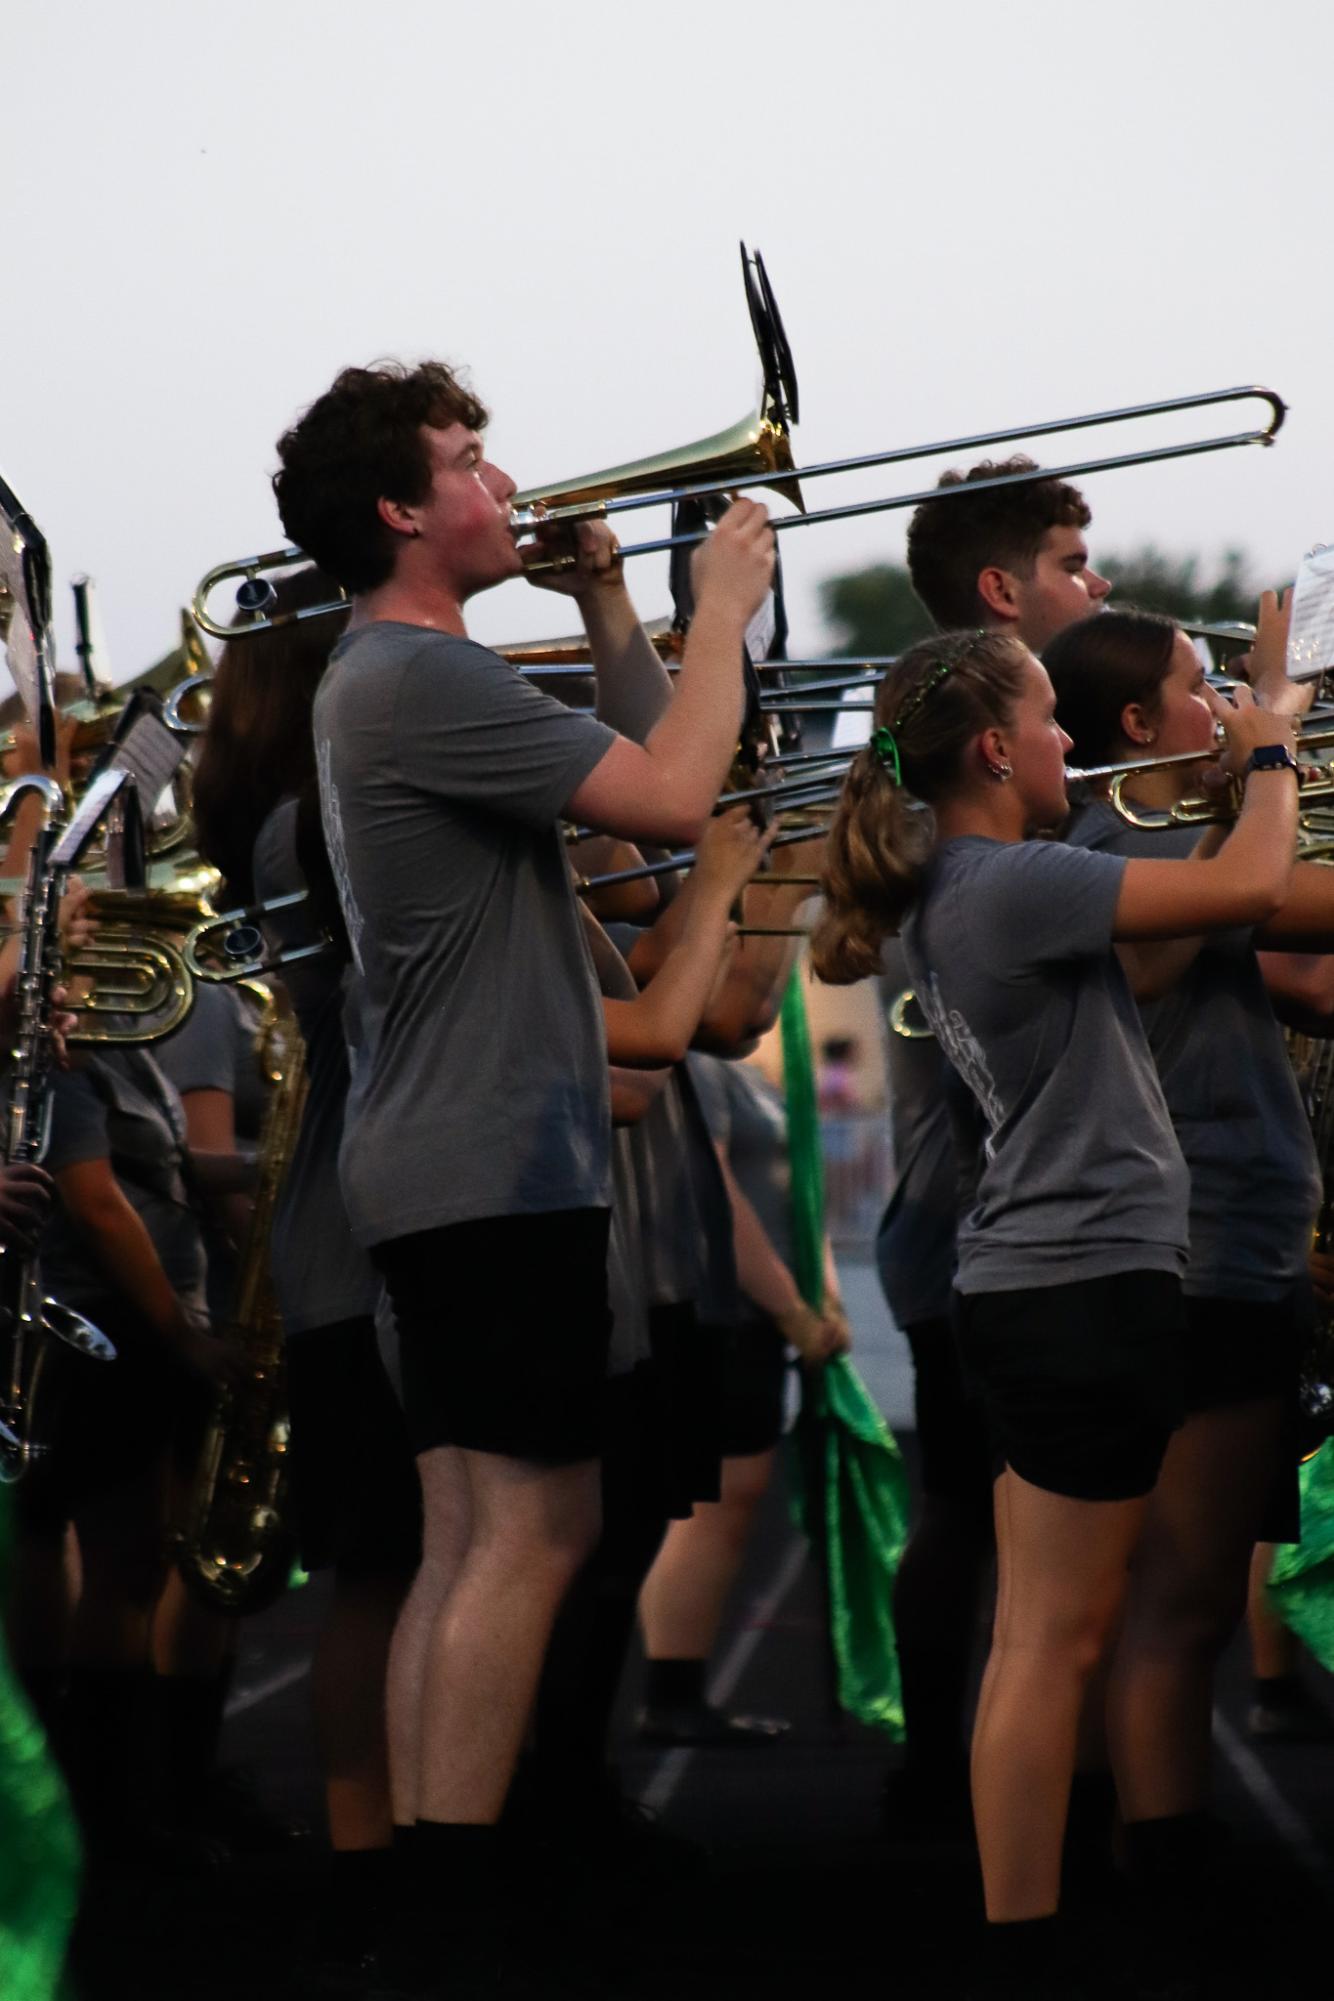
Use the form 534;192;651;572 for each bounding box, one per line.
191;384;1286;637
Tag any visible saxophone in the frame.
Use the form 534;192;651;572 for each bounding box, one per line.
173;991;308;1611
0;776;116;1482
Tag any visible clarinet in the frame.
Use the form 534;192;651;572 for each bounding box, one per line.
0;777;114;1481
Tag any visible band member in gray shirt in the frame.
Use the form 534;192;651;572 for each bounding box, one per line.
193;569;422;1977
1048;608;1334;1942
273;358;773;1992
812;626;1298;1998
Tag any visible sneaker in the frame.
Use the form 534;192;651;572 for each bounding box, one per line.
1247;1687;1334;1743
636;1699;789;1747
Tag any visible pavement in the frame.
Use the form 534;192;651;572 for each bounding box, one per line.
61;1257;1334;1998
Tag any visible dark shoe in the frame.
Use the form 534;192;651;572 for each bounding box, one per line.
198;1763;310;1853
1247;1686;1334;1742
637;1699;789;1747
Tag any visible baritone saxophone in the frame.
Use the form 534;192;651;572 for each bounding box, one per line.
173;991;308;1611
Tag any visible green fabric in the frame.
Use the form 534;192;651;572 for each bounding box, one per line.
0;1488;80;1998
780;971;910;1737
1268;1439;1334;1671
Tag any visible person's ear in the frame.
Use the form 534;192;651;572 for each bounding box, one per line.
976;566;1021;623
1121;699;1157;747
977;725;1013;782
377;495;420;539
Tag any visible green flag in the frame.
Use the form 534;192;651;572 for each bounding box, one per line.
1267;1439;1334;1671
780;970;910;1737
0;1486;80;1998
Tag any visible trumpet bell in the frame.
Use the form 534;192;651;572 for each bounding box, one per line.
513;403;805;520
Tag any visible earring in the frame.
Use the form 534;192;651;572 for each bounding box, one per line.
988;761;1013;783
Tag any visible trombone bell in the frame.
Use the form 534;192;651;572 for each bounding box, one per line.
512;403;805;525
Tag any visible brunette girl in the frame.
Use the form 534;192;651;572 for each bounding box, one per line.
812;627;1298;1998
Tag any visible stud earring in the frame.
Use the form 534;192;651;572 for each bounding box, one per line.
988;761;1013;783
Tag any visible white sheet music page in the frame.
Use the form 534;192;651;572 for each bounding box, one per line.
1286;543;1334;680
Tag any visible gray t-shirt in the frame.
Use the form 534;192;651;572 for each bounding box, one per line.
601;920;718;1313
40;1049;207;1321
252;800;381;1334
874;945;958;1328
155;982;266;1145
312;623;617;1246
901;836;1190;1294
1068;798;1321;1301
688;1052;792;1324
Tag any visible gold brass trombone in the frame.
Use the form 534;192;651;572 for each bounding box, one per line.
190;385;1286;639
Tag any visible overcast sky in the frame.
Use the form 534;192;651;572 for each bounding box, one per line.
4;0;1331;690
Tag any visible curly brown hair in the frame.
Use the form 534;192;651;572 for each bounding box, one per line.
810;630;1030;984
273;361;489;593
906;456;1091;629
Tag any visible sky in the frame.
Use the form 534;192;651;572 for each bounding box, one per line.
2;0;1331;692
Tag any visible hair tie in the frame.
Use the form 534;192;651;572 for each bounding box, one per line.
871;725;902;787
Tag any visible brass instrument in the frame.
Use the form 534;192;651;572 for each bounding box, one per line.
63;889;202;1046
0;773;139;1481
183;890;327;985
173;993;308;1612
1070;723;1334;832
191;383;1286;636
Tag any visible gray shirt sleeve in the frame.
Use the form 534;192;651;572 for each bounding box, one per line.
44;1068;112;1169
395;638;617;829
154;983;244;1097
970;840;1127;972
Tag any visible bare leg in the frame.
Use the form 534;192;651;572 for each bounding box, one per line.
305;1572;407;1851
1247;1541;1297;1680
416;1450;600;1825
972;1468;1146;1922
385;1445;472;1828
1107;1398;1281;1822
638;1448;775;1663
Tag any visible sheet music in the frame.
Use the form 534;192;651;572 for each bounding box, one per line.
1287;543;1334;680
104;707;190;805
50;769;134;869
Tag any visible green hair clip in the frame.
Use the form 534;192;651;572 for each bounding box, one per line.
871;725;902;786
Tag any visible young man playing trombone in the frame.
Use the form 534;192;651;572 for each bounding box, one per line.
273;359;773;1999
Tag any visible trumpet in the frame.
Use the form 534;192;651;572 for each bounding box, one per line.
191;384;1286;637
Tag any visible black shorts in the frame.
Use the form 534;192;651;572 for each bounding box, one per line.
13;1313;209;1538
956;1271;1187;1503
1182;1288;1304;1413
709;1318;789;1459
285;1318;422;1577
373;1209;612;1465
903;1309;994;1522
645;1303;722;1516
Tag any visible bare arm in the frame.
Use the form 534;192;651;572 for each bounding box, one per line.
52;1158;233;1386
596;815;770;1067
563;501;774;844
716;1149;848;1364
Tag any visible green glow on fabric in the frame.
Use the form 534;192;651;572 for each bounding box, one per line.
779;970;909;1738
1268;1439;1334;1670
0;1487;80;1999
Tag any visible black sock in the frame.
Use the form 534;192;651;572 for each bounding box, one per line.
1253;1672;1302;1706
644;1659;706;1710
327;1846;396;1955
156;1671;228;1826
411;1820;500;1916
1063;1768;1118;1895
979;1914;1065;1980
1123;1810;1215;1887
